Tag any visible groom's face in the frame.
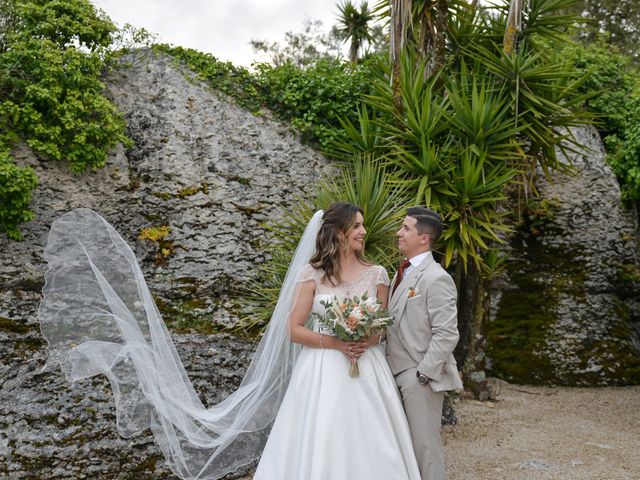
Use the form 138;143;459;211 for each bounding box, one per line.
396;216;430;258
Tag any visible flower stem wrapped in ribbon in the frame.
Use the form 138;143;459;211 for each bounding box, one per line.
312;293;394;377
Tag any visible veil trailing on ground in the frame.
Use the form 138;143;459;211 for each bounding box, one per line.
38;208;323;479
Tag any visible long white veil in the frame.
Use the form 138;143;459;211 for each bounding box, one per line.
38;208;323;479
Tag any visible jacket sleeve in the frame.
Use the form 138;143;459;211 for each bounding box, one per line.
417;272;459;381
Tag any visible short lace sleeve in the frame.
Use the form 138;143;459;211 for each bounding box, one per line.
375;265;390;286
297;263;317;284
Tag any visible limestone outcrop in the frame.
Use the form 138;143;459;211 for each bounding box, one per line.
487;126;640;386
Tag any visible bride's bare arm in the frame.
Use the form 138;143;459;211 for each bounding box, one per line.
377;284;389;310
289;280;365;360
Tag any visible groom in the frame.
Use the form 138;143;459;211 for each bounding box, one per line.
386;207;463;480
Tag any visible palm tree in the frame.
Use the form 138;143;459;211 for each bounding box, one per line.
337;0;374;64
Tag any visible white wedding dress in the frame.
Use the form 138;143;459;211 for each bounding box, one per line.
254;264;421;480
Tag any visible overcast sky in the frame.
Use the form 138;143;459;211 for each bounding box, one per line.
92;0;345;67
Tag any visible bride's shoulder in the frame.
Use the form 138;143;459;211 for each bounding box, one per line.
366;263;387;273
297;263;319;283
369;264;390;286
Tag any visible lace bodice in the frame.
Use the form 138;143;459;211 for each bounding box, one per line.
297;263;390;333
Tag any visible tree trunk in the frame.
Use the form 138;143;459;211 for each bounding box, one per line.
418;0;448;82
418;4;434;62
433;0;448;73
503;0;525;54
454;260;493;399
349;38;359;64
391;12;403;115
390;0;410;116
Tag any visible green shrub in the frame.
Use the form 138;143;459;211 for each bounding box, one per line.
0;0;128;238
564;41;640;202
254;57;379;150
0;149;37;240
158;44;379;151
606;95;640;202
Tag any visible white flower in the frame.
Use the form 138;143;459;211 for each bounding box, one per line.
349;306;364;321
362;296;380;313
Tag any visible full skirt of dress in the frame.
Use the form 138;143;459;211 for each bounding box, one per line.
254;343;421;480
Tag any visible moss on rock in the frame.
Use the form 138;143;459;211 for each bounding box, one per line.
0;316;37;334
488;222;640;386
487;233;569;384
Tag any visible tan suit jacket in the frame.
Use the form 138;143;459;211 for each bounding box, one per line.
386;251;463;392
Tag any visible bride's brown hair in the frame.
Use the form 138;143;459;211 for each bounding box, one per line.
310;202;369;285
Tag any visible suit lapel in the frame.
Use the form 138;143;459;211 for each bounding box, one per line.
389;252;434;313
388;271;399;306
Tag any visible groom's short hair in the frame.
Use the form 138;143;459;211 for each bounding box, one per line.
406;207;443;245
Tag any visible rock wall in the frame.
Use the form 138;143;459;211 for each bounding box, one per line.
2;49;640;480
0;51;332;479
487;126;640;386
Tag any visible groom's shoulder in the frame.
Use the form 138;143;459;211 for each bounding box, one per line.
430;265;457;294
425;260;454;282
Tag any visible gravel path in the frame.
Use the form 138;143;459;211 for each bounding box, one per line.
444;380;640;480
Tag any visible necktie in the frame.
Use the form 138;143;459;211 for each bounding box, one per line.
392;258;412;296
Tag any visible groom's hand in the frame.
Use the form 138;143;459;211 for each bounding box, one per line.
363;334;382;348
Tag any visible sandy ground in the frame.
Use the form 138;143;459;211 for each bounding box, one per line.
242;381;640;480
444;381;640;480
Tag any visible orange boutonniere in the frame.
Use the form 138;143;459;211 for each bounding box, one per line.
408;288;416;298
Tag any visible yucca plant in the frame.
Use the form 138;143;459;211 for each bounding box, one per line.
347;50;521;272
444;71;523;164
234;156;411;334
337;0;375;64
331;103;387;160
462;44;592;175
437;149;516;268
235;0;592;391
317;0;592;386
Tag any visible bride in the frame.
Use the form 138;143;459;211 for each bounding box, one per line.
254;202;420;479
39;202;419;479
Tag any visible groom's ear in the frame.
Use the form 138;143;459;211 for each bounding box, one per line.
419;232;431;245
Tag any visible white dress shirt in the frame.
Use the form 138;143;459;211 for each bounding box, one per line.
403;251;431;279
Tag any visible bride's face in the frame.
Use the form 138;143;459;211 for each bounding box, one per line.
345;212;366;253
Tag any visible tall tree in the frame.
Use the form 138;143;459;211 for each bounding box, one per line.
337;1;374;64
568;0;640;60
251;18;343;68
329;0;589;395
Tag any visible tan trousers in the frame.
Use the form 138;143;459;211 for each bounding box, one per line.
395;368;446;480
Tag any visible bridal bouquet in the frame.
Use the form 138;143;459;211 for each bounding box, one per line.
312;293;394;377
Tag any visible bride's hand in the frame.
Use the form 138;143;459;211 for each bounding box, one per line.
334;340;367;362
